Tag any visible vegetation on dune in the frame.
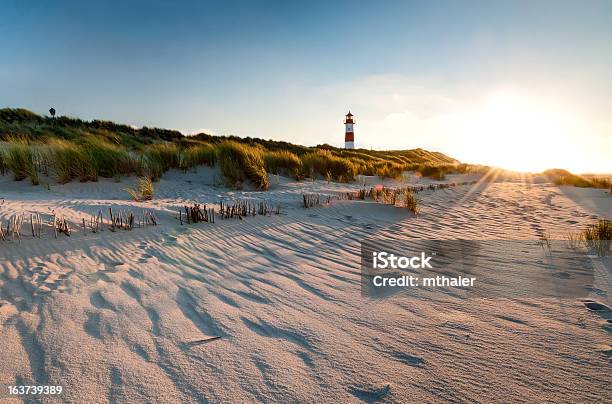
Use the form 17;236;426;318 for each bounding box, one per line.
179;144;216;172
4;138;39;184
0;148;6;175
125;177;154;201
263;150;301;177
47;139;96;183
568;219;611;256
17;107;612;191
403;190;419;214
142;143;180;181
544;169;611;190
301;149;356;182
0;107;182;146
216;141;269;190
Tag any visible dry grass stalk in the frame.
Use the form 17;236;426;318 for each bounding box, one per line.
180;203;214;224
218;199;279;219
53;215;71;237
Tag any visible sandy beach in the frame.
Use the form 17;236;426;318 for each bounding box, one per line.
0;170;610;402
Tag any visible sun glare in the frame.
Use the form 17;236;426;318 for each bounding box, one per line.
459;91;585;173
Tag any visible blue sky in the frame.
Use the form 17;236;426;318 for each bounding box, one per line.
1;0;611;172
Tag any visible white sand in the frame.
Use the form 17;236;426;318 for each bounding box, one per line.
0;169;610;403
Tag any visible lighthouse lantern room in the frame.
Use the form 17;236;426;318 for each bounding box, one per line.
344;111;355;149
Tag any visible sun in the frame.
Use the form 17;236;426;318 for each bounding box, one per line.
459;91;583;173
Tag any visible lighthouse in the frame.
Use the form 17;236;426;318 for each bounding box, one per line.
344;111;355;149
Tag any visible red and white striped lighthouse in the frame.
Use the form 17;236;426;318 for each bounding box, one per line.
344;111;355;149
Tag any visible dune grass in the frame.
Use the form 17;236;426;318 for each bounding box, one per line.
179;144;216;172
142;143;180;181
544;169;611;190
125;176;154;201
47;139;97;183
4;138;39;184
301;149;356;182
216;141;269;190
83;137;140;179
374;162;404;180
0;149;6;175
583;219;611;256
403;190;419;214
263;150;301;177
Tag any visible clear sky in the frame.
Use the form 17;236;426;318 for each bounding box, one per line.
1;0;611;173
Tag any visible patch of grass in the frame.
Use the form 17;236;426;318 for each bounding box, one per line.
5;138;39;184
216;141;269;190
544;169;610;189
47;139;96;183
0;147;7;175
417;164;451;180
264;150;301;177
375;162;404;180
125;176;154;201
179;144;216;171
582;219;611;256
143;143;180;180
403;190;419;214
83;136;140;179
301;149;356;182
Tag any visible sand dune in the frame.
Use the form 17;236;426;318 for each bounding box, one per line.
0;170;610;402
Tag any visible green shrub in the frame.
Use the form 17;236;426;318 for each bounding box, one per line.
216;141;269;189
264;150;301;177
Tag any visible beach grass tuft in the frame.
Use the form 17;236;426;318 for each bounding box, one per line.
582;219;611;256
125;176;154;201
216;141;269;190
264;150;301;178
301;149;356;182
5;138;39;184
179;144;216;171
47;139;96;183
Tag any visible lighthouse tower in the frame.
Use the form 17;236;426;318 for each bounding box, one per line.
344;111;355;149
